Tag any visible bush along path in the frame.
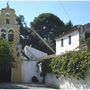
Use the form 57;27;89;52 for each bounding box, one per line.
40;49;90;80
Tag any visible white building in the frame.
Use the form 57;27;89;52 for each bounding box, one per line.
55;29;80;55
22;45;47;83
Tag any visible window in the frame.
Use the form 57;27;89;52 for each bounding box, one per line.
8;34;14;41
1;33;6;39
61;39;63;47
69;35;71;45
6;19;10;24
5;13;10;17
1;29;6;32
8;30;14;42
1;29;6;39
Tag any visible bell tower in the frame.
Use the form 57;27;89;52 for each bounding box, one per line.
0;3;22;82
0;2;20;44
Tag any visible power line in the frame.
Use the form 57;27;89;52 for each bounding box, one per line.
30;28;55;54
59;1;73;24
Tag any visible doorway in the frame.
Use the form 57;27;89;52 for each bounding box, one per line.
0;65;11;82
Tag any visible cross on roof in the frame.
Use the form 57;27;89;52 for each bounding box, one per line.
6;1;9;8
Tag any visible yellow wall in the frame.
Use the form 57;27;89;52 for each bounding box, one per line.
0;5;22;82
11;43;22;82
11;58;22;82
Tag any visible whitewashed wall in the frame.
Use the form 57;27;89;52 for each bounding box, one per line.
22;60;43;83
45;73;60;88
56;30;79;55
45;70;90;90
22;45;47;83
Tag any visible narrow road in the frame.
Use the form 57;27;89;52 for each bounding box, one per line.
0;83;57;89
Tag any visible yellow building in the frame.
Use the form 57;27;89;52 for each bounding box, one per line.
0;3;22;82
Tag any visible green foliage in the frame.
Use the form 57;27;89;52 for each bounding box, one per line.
0;38;15;67
41;59;52;76
31;13;65;34
86;38;90;48
86;38;90;52
80;36;86;45
16;15;30;48
64;21;73;32
30;13;73;54
40;50;90;80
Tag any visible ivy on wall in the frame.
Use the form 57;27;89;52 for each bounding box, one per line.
40;49;90;80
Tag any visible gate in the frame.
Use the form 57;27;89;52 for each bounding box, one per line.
0;65;11;82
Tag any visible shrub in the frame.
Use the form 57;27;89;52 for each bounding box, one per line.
40;50;90;80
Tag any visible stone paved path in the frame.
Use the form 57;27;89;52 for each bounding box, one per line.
0;83;57;89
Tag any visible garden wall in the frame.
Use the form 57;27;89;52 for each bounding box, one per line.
45;70;90;89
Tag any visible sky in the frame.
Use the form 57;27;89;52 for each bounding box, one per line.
0;1;90;27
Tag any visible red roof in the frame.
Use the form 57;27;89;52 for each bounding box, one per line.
55;27;79;39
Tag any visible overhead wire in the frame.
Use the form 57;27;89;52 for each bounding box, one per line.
59;1;74;24
28;2;73;54
30;28;55;54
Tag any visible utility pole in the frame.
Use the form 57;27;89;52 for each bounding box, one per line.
30;28;55;54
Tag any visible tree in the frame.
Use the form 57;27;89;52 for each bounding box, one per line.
0;38;15;82
30;13;73;54
16;15;28;35
0;38;15;67
16;15;30;48
64;21;73;32
31;13;65;37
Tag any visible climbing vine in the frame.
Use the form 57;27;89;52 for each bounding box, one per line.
40;49;90;80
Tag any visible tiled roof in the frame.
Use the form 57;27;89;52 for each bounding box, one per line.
55;26;79;39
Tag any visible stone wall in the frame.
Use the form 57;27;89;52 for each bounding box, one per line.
45;69;90;89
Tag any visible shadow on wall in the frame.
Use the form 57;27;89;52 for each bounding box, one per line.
59;76;88;89
45;71;90;89
59;69;90;89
